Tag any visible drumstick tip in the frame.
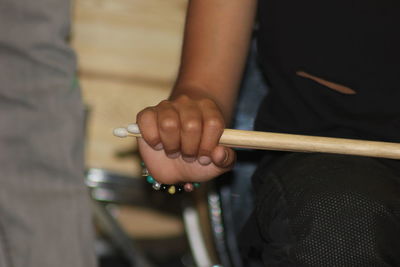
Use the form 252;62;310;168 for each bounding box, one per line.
113;127;129;138
127;123;140;134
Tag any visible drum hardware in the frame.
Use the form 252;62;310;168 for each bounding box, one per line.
86;168;155;266
87;168;194;266
93;201;154;267
86;168;148;204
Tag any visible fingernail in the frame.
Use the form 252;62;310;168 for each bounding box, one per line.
183;156;196;163
221;149;229;165
154;143;163;151
198;156;211;165
167;152;180;159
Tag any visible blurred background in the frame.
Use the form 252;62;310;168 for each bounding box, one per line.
71;0;189;266
70;0;266;266
71;0;185;178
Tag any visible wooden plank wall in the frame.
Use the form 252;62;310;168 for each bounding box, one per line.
71;0;187;176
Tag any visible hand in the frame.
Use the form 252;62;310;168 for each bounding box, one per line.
136;94;236;184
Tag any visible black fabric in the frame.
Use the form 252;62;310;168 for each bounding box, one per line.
240;153;400;266
255;0;400;142
242;2;400;265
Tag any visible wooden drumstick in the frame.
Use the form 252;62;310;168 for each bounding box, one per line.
113;124;400;160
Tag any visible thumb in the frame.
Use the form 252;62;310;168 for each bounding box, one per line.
211;145;236;170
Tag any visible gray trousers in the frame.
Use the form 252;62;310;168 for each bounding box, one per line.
0;1;97;266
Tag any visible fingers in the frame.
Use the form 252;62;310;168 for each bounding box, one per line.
198;101;225;165
136;101;182;158
157;101;181;158
137;96;226;165
177;104;202;162
136;107;163;150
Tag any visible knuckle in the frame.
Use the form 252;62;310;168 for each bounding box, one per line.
182;119;201;133
160;118;179;132
204;117;224;131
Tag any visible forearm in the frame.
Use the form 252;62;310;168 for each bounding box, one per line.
170;0;257;124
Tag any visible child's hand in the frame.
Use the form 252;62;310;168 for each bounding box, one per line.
136;95;236;184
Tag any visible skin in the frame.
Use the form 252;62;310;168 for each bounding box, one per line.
137;0;257;184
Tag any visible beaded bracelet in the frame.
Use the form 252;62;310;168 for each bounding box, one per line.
141;162;200;195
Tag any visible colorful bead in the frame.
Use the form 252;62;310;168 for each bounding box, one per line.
184;183;194;192
141;168;149;177
142;167;199;194
146;176;155;184
152;182;161;190
168;185;176;195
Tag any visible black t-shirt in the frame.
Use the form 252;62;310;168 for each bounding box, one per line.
255;0;400;142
